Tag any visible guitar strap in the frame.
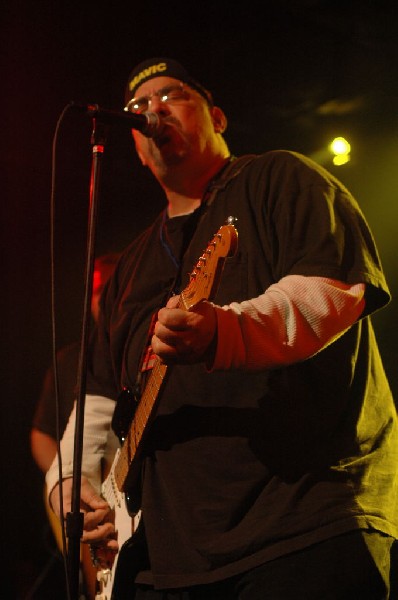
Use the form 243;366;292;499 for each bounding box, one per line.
112;154;256;440
203;153;256;207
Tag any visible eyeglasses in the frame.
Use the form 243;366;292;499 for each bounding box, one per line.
124;83;190;114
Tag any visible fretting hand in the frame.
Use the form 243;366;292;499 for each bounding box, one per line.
152;296;217;365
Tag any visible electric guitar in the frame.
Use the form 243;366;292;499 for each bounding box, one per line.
95;219;238;599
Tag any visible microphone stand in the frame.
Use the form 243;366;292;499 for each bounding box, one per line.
66;116;109;600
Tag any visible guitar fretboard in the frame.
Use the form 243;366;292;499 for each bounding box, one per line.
112;222;237;494
114;358;168;490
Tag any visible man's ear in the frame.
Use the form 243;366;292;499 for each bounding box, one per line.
211;106;228;133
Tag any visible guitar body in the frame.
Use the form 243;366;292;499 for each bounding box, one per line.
95;449;139;599
101;220;238;598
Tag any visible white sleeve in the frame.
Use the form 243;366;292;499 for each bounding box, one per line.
45;394;115;497
211;275;365;371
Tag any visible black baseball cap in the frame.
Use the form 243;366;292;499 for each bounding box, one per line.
124;57;213;107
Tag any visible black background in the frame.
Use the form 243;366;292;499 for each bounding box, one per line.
3;1;398;597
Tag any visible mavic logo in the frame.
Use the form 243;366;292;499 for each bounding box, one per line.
129;62;168;92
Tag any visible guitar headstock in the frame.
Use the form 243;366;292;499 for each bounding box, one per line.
180;218;238;310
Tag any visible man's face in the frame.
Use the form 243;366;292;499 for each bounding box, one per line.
130;76;218;175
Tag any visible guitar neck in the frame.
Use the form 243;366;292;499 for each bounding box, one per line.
114;357;168;491
112;221;238;495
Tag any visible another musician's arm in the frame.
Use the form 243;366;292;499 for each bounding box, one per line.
31;428;57;473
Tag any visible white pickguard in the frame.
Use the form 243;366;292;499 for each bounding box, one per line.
95;448;139;600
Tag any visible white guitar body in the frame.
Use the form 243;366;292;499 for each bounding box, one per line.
95;448;139;600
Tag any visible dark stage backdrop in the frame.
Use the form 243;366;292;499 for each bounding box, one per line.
3;1;398;597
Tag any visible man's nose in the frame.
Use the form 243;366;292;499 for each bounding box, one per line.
148;94;169;113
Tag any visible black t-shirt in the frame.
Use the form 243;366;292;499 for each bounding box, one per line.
87;151;398;588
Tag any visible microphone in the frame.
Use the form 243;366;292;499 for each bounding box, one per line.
70;101;162;138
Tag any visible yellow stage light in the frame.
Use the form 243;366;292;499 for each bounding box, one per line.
329;137;351;166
